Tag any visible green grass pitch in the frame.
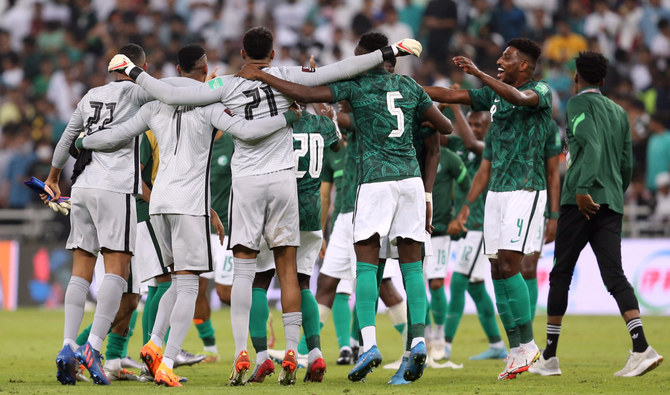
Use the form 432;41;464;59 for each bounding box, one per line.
0;308;668;394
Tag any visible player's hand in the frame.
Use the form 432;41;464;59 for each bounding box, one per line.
453;56;481;77
425;201;434;234
319;238;327;259
309;54;317;69
576;193;599;220
319;104;335;119
447;219;465;235
108;54;136;75
289;103;302;122
74;131;86;153
544;218;557;243
206;65;219;82
457;204;470;229
43;178;61;202
393;38;423;57
235;64;264;81
211;210;225;245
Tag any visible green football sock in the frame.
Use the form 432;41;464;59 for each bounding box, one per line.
468;281;502;343
424;300;432;327
249;288;269;353
525;278;538;321
355;262;379;329
444;272;468;342
142;286;157;344
121;309;138;357
76;324;92;346
429;286;447;326
493;278;520;348
400;261;426;342
105;332;126;360
145;282;171;343
504;274;533;343
301;289;321;352
351;304;360;343
332;293;351;349
195;319;216;347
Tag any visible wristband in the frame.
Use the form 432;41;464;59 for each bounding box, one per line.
127;66;144;80
380;46;395;61
425;192;432;203
548;211;559;220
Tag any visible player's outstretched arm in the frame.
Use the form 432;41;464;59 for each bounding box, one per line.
453;56;539;107
424;86;472;105
422;104;453;135
450;103;485;155
79;105;152;151
109;54;223;106
284;39;422;86
207;103;301;142
237;65;333;103
545;154;560;243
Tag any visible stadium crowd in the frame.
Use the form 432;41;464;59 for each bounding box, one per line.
1;0;670;234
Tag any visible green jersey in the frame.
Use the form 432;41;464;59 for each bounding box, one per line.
471;80;553;192
562;89;632;214
447;135;486;232
294;112;340;231
328;68;433;184
433;147;471;235
413;126;438;178
210;133;234;234
322;145;346;221
137;131;158;223
338;123;360;215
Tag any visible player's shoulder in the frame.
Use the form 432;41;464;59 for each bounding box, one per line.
527;79;551;95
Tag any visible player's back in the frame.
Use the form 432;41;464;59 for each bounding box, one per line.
74;80;150;194
216;67;296;178
145;77;217;217
329;69;433;184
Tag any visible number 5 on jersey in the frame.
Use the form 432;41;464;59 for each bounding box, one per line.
387;91;404;138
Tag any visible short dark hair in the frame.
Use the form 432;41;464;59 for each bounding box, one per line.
118;43;146;66
357;32;388;53
243;26;274;60
506;38;542;63
575;51;608;85
178;44;206;73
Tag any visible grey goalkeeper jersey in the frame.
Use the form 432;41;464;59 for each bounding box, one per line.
52;80;153;194
134;50;384;178
81;77;290;216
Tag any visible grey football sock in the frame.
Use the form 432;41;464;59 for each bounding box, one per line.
283;312;302;352
88;273;126;351
63;276;90;349
163;274;199;365
150;275;177;347
231;258;256;356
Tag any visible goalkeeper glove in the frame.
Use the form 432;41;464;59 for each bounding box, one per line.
48;199;71;216
108;54;144;80
381;38;423;61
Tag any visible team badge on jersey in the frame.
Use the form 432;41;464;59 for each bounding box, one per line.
302;66;316;73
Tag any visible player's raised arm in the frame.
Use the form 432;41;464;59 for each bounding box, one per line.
78;103;154;151
205;103;301;142
422;104;454;135
109;54;224;106
450;103;485;155
282;38;421;86
423;86;472;105
237;65;334;103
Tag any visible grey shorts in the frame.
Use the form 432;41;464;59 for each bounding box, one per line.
228;169;300;251
152;214;213;273
66;188;136;255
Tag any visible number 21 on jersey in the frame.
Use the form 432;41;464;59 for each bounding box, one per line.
294;133;325;178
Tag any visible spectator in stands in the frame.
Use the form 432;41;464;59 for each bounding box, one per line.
566;0;587;37
653;172;670;221
650;19;670;58
640;0;670;48
399;0;424;38
617;0;643;53
422;0;458;64
584;0;620;58
4;122;34;209
352;0;375;37
646;115;670;192
379;5;414;75
491;0;525;43
544;18;588;64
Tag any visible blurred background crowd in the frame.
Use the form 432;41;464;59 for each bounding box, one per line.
1;0;669;238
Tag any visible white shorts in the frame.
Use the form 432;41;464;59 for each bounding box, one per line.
135;218;168;283
423;235;451;280
152;214;213;272
257;231;322;275
353;178;425;245
201;234;234;285
320;212;356;281
529;217;547;255
94;252;140;294
379;236;399;260
67;188;136;255
382;258;401;279
454;230;489;282
483;190;547;256
228;169;300;251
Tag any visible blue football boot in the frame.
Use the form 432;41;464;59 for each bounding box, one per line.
470;346;508;360
347;345;382;382
75;342;110;385
387;355;411;385
56;345;77;385
403;341;427;382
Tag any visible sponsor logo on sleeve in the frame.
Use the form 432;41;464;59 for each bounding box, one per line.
302;66;316;73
